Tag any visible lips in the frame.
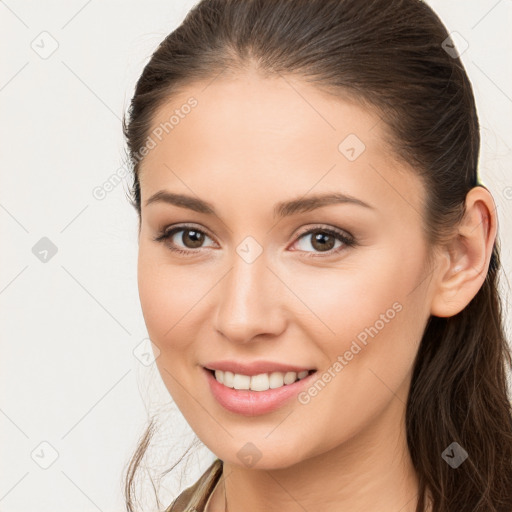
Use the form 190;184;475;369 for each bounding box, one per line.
203;360;316;377
203;365;318;416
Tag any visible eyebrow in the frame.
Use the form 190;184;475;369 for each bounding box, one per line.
145;190;375;218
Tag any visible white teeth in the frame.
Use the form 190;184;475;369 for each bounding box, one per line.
283;371;297;385
233;373;251;390
251;373;270;391
223;371;234;388
212;369;312;391
269;372;284;389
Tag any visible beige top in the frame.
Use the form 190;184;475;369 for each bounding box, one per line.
165;458;223;512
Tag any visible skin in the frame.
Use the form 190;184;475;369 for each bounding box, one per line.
136;68;497;512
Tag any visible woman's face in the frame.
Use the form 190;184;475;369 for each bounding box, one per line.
137;70;438;469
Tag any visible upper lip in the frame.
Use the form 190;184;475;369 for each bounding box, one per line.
203;360;316;376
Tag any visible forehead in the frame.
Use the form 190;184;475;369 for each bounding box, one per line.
138;71;425;219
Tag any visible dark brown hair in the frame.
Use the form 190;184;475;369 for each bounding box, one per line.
121;1;512;510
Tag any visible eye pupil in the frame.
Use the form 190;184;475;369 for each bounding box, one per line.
311;231;335;252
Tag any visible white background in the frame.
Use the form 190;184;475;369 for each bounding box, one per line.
1;1;511;511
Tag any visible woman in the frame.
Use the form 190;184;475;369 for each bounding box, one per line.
122;0;512;511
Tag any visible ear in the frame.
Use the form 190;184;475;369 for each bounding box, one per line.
430;186;498;318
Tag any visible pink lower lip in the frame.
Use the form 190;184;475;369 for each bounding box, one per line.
203;367;317;416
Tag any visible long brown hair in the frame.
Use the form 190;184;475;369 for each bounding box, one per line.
121;1;512;510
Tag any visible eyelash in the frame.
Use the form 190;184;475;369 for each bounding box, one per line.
152;223;357;258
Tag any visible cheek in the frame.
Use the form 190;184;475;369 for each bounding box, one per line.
137;246;187;346
290;268;427;454
294;255;416;347
137;247;210;413
291;247;428;391
137;244;218;355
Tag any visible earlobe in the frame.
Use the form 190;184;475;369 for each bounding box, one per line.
429;186;497;318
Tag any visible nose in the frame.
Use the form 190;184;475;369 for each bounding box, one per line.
213;247;287;344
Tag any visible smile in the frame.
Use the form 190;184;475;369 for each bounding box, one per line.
203;367;318;416
209;368;314;391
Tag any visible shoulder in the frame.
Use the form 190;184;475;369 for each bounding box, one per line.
165;458;223;512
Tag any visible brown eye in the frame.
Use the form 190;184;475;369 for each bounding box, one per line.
154;224;355;258
309;231;336;252
291;226;356;257
179;229;205;249
153;224;216;256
